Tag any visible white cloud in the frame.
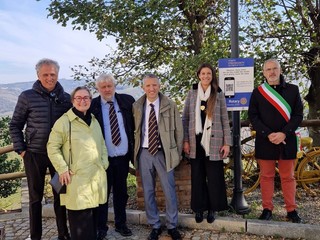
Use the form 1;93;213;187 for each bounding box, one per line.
0;0;116;84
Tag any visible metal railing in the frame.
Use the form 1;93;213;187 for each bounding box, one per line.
1;119;320;181
0;144;26;181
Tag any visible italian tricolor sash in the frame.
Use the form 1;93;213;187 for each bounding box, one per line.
258;83;301;153
258;83;292;122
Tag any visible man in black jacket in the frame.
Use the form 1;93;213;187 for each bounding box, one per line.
90;73;134;239
248;59;303;223
9;58;72;240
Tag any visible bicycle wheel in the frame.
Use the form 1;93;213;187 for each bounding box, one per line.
241;127;255;155
225;127;260;194
297;150;320;196
224;152;260;195
240;127;260;194
242;152;260;194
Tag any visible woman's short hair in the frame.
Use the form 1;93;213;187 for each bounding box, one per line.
70;86;92;101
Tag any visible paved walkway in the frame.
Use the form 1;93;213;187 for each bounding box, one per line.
0;179;237;240
1;179;319;240
0;215;243;240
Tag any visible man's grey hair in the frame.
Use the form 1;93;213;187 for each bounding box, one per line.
263;59;281;70
142;73;160;85
35;58;60;73
95;73;117;88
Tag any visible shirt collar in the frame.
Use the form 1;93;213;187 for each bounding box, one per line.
101;95;116;105
146;97;160;107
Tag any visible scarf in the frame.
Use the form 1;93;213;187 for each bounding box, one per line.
195;82;212;156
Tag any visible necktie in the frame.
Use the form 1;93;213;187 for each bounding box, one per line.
108;101;121;146
148;103;159;155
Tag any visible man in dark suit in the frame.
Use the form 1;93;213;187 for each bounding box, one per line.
248;59;303;223
90;73;135;239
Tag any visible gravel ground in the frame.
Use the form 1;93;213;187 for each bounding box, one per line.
7;176;316;239
126;185;320;226
32;182;320;239
125;185;320;239
241;187;320;225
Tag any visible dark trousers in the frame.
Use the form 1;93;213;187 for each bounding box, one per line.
68;207;98;240
23;151;68;240
190;139;228;212
97;155;129;232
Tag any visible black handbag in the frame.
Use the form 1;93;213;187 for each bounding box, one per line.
50;172;66;194
50;121;72;194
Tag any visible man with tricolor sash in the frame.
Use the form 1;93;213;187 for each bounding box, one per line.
248;59;303;223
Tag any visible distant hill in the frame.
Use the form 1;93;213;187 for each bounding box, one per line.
0;79;143;117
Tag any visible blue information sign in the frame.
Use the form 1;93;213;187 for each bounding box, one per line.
218;58;254;111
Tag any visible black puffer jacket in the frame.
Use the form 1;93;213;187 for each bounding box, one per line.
9;80;72;154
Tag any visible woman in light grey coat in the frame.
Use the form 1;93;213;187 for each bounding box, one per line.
182;63;232;224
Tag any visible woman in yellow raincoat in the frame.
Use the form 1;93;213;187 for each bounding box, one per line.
47;86;109;240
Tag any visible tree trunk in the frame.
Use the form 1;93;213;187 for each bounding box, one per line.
304;47;320;145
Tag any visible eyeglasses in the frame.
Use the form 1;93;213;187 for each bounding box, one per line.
74;96;91;102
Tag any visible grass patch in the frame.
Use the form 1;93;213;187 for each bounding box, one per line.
0;186;22;212
127;173;137;201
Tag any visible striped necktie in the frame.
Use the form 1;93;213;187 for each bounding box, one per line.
108;101;121;146
148;103;159;155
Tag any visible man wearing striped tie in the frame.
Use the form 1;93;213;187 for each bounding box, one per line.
248;59;303;223
133;74;184;240
90;73;135;239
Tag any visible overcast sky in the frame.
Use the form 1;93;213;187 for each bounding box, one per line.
0;0;115;84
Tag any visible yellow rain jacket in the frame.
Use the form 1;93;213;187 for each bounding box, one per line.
47;109;108;210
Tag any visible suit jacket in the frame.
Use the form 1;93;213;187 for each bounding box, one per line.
248;76;303;160
90;93;135;162
133;92;184;172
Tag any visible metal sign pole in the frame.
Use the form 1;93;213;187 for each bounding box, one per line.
229;0;250;214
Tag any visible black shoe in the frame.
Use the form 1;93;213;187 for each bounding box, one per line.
148;228;162;240
259;209;272;220
57;234;71;240
195;211;203;223
96;230;107;240
207;210;215;223
286;210;302;223
167;228;182;240
115;225;133;236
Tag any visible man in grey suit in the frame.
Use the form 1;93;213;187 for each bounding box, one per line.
133;74;183;240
